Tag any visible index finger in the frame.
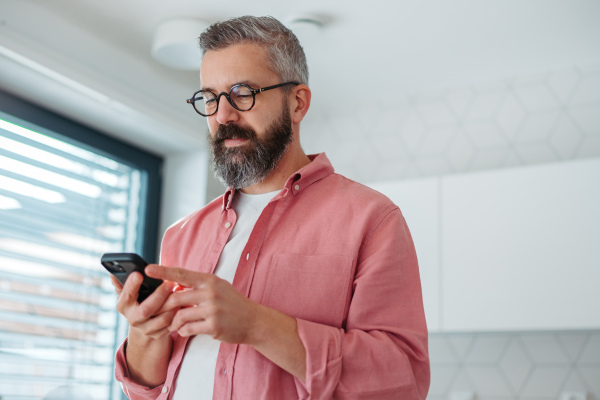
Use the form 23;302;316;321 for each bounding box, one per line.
109;274;123;290
145;264;210;289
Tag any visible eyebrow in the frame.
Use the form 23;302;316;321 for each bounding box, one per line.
200;80;261;92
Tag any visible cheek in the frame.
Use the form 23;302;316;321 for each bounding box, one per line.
207;118;219;136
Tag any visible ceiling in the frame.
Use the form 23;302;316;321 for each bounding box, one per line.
1;0;599;156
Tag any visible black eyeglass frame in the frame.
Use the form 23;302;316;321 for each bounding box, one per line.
186;81;300;117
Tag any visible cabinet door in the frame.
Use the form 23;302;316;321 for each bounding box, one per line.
369;178;440;332
442;158;600;331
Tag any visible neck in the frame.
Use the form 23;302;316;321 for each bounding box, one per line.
240;144;311;195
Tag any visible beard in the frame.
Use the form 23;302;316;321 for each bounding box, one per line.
208;103;293;189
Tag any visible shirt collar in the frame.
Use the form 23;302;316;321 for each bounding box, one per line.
222;153;334;211
222;188;236;211
282;153;334;194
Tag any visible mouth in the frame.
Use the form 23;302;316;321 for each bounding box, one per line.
224;138;250;147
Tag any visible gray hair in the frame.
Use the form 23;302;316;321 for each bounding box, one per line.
198;16;309;86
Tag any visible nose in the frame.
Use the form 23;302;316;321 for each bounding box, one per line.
215;93;240;125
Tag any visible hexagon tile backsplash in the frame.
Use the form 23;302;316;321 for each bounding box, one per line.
427;331;600;400
302;62;600;185
301;62;600;399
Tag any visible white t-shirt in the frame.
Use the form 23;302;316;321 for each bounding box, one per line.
171;190;279;400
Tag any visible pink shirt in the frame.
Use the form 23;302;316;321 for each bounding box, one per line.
115;153;430;399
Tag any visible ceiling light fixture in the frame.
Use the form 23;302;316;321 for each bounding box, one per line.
285;14;327;41
151;18;209;70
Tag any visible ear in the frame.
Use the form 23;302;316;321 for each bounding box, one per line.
290;84;311;124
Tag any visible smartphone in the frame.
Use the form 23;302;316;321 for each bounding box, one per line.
101;253;163;303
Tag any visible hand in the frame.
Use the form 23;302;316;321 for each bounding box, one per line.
146;264;261;344
109;274;124;295
113;269;178;339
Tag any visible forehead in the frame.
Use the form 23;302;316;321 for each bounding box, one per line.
200;43;277;89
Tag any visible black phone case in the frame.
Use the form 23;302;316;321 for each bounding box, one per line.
101;253;163;303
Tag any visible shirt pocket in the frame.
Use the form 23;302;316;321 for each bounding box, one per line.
261;253;353;328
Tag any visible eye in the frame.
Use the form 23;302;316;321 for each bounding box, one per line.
231;86;253;100
202;92;217;106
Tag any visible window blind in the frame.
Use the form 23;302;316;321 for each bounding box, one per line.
0;112;145;400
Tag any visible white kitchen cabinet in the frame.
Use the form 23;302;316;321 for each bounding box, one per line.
369;178;441;332
441;158;600;331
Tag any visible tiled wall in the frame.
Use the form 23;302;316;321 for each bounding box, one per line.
300;62;600;399
301;62;600;183
428;331;600;399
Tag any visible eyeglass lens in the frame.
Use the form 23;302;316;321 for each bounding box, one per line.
196;85;254;115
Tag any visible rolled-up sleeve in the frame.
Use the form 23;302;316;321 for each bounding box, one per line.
114;339;165;399
294;208;430;399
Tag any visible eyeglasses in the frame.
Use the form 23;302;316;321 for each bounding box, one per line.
186;81;299;117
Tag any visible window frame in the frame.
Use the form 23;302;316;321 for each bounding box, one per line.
0;89;162;262
0;88;163;399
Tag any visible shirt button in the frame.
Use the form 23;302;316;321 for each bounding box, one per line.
224;222;231;229
222;368;227;375
294;184;300;191
246;253;250;261
161;386;169;394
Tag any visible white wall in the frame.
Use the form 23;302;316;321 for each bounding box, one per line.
158;150;209;254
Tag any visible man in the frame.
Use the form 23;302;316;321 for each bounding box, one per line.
113;15;430;400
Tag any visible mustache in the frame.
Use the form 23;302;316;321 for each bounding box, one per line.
214;124;256;143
